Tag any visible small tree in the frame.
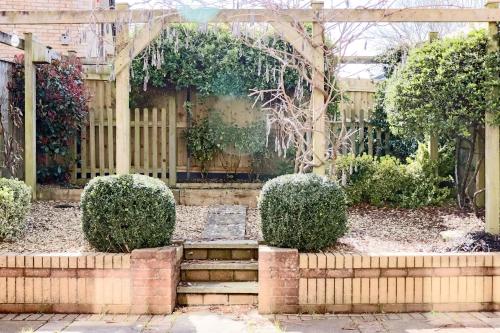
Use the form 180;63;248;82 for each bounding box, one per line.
384;30;500;207
10;55;89;183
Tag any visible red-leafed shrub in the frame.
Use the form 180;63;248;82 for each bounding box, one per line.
10;55;89;183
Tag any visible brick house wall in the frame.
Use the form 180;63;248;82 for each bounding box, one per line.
0;0;114;62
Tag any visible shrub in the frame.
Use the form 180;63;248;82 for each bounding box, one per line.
258;173;347;252
335;148;451;208
10;55;89;183
81;174;176;252
0;178;31;241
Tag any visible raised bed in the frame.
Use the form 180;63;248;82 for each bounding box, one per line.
0;246;182;314
258;246;500;314
37;183;261;207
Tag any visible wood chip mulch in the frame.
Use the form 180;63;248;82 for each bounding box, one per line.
0;201;487;254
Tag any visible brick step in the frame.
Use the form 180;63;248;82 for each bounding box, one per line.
183;241;258;261
181;260;258;282
177;281;258;306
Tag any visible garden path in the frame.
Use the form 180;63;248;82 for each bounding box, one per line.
1;308;500;332
201;205;247;240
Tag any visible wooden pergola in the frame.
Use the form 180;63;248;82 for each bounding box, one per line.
1;2;499;233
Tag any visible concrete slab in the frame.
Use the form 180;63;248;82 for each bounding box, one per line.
202;205;246;240
0;320;45;333
61;321;144;333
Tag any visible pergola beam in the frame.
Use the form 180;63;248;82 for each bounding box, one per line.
1;8;500;24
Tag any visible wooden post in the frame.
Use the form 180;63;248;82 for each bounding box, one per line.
168;96;177;187
485;1;500;234
24;33;36;198
476;134;485;207
428;32;439;162
115;3;131;175
311;0;326;175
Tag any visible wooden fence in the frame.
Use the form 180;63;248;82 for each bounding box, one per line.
73;77;388;182
336;78;390;156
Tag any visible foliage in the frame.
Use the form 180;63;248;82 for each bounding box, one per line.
384;30;500;206
385;30;500;140
184;116;220;175
258;173;347;252
10;55;89;183
335;146;452;208
0;178;31;241
185;111;267;177
370;45;418;161
131;25;299;101
81;174;176;252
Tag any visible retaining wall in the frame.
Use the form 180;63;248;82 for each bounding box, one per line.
0;246;182;314
259;246;500;314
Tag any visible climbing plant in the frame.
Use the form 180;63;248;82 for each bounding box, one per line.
130;25;299;102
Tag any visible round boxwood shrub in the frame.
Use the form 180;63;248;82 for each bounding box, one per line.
81;174;176;252
0;178;31;241
259;173;347;252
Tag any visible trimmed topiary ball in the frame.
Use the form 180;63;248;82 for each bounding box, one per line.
259;173;347;252
0;178;31;241
81;174;176;252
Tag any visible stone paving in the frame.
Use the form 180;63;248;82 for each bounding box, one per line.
1;307;500;333
201;205;247;240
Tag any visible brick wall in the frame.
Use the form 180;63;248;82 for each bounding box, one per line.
258;246;299;314
0;0;113;62
0;246;182;314
259;247;500;314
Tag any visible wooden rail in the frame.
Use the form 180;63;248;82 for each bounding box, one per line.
1;8;500;24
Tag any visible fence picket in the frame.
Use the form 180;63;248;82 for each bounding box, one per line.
143;108;149;176
161;107;168;180
134;108;140;173
152;107;158;178
107;107;114;174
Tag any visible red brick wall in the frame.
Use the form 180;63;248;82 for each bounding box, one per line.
0;246;182;314
258;246;299;314
0;0;112;62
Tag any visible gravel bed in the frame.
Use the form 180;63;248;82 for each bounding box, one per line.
0;201;485;253
332;205;484;254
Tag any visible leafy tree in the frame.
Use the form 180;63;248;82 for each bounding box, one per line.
384;30;500;207
370;44;418;161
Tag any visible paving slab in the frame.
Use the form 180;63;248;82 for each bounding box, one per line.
202;205;246;240
61;321;144;333
0;309;499;333
0;320;46;333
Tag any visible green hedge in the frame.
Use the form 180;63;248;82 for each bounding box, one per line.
0;178;31;241
259;173;347;252
81;174;176;252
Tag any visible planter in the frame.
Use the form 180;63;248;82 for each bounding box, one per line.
0;246;183;314
258;246;500;314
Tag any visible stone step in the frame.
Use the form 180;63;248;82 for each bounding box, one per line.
177;281;258;294
177;293;258;306
181;260;258;282
181;260;258;270
184;244;258;261
184;240;258;249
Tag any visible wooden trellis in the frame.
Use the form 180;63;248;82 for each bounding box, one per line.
1;2;498;234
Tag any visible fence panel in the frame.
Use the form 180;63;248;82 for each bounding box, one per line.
74;78;388;182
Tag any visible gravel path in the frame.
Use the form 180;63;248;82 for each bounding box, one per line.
0;201;484;253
